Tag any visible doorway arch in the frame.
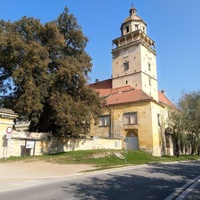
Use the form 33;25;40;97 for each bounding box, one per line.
126;131;139;150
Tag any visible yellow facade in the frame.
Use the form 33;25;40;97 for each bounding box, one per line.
0;108;18;158
89;100;168;156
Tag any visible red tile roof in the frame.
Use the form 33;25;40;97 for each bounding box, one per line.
89;79;112;97
89;79;152;105
106;89;152;105
89;79;175;107
158;91;175;108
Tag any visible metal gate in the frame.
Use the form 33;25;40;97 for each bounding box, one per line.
126;131;139;150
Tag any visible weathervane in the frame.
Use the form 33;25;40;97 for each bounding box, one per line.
131;2;134;8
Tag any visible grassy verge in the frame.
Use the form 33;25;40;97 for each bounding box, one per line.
0;150;199;170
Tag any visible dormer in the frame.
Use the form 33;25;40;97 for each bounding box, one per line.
120;6;147;36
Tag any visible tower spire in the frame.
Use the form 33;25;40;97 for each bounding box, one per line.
129;3;137;16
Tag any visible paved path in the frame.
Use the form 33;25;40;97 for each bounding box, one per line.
0;161;95;192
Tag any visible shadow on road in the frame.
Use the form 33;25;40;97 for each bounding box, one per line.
61;162;200;200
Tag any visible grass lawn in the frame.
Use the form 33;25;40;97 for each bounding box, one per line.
1;149;199;171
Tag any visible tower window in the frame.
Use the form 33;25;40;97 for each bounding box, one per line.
126;80;128;84
148;63;151;71
125;25;130;33
124;61;129;70
135;25;139;30
149;78;152;86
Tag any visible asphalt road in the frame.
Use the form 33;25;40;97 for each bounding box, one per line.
0;161;200;200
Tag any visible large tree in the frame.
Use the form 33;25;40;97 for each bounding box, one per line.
0;7;102;136
169;91;200;155
178;91;200;154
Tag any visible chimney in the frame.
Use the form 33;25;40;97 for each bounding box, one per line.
161;90;165;95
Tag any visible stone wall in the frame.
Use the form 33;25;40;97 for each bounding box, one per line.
1;131;122;158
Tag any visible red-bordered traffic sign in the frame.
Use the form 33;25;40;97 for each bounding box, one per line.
6;126;13;134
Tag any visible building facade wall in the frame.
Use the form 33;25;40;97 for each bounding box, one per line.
140;45;158;101
89;107;111;138
88;100;170;157
0;111;17;158
112;101;153;151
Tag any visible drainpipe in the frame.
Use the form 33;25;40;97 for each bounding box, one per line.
106;104;113;138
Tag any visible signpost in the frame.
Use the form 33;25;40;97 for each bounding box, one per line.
6;126;13;139
24;139;36;156
124;138;128;164
4;126;13;159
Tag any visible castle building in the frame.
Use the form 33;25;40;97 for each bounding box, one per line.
89;6;174;156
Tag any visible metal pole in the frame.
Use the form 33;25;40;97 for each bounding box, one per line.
33;140;36;156
5;139;8;159
124;138;128;164
125;150;127;164
24;139;27;157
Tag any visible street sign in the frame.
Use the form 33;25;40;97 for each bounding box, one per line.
26;140;35;148
6;126;13;134
6;126;13;139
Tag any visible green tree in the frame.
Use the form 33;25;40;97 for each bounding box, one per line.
168;91;200;155
178;91;200;155
0;7;102;136
168;109;185;156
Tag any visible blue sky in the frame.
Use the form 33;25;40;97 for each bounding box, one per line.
1;0;200;104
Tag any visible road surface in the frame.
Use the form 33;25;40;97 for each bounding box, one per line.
0;161;200;200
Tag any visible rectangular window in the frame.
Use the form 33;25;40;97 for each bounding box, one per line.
157;114;161;127
148;63;151;71
124;112;137;125
126;25;130;33
124;61;129;70
149;78;152;86
135;25;139;30
99;115;110;127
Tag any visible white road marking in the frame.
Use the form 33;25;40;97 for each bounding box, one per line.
164;175;200;200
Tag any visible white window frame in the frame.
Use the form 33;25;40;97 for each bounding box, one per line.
124;112;137;125
99;115;110;127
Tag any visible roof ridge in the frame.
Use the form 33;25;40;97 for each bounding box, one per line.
139;89;154;99
106;89;132;98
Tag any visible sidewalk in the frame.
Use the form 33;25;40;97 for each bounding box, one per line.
0;161;95;192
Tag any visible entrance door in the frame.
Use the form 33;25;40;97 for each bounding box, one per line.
126;131;139;150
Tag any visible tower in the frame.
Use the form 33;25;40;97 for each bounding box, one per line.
112;6;158;101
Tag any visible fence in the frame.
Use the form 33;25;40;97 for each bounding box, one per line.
0;131;122;158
